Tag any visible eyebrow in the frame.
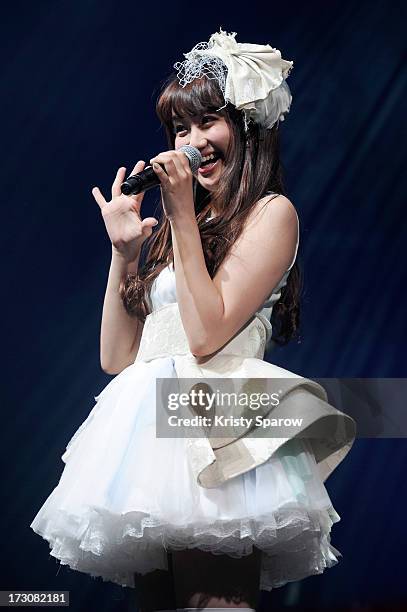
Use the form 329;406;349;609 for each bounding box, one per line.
171;113;186;123
171;110;219;126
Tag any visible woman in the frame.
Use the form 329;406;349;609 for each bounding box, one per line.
30;29;356;612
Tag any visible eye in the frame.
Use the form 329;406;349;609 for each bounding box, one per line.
174;124;187;136
201;115;216;124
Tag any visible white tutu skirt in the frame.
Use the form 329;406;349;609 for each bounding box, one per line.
30;356;341;591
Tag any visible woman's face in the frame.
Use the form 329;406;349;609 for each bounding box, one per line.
172;110;231;192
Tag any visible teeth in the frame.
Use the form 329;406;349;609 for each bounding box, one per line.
201;153;217;163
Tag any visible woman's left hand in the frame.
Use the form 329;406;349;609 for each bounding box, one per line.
149;150;195;221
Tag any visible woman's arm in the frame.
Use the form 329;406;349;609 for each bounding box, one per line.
170;195;298;357
170;213;224;355
100;245;144;374
150;149;298;358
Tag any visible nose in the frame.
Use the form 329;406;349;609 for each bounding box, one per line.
188;126;208;151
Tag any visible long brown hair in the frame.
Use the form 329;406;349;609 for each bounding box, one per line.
119;73;301;345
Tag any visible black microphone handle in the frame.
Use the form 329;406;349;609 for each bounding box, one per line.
120;146;202;196
121;165;163;196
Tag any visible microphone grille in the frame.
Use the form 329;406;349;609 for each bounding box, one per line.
178;145;202;173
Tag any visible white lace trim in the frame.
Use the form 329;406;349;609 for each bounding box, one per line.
32;503;340;591
175;49;228;98
135;303;267;363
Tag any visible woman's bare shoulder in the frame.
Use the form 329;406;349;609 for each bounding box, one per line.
247;193;298;228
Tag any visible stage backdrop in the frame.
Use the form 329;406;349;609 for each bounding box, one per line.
1;1;406;610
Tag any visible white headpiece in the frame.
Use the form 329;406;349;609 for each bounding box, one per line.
173;28;294;131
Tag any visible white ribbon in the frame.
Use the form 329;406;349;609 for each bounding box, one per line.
174;28;294;129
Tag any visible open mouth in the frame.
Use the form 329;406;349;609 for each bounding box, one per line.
198;152;223;175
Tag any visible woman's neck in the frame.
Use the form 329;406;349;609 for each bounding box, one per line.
206;199;219;219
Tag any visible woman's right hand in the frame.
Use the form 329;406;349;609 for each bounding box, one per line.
92;161;159;263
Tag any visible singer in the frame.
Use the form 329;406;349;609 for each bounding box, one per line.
30;29;355;612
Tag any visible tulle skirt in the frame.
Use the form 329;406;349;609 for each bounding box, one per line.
30;356;341;591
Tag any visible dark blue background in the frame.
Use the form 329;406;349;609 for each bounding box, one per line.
1;1;406;610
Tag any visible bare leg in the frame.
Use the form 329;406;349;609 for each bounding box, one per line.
171;547;262;609
133;552;177;612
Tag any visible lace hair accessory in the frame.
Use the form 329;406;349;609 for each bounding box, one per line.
173;28;294;131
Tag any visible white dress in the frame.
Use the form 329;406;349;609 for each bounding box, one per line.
30;212;347;592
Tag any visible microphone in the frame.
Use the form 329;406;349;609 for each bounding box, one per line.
120;145;202;196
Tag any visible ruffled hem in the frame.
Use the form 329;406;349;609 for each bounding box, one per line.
31;502;340;591
31;353;345;591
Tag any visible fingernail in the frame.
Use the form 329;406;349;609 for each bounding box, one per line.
153;163;160;170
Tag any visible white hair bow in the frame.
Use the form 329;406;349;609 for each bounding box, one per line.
174;28;294;130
